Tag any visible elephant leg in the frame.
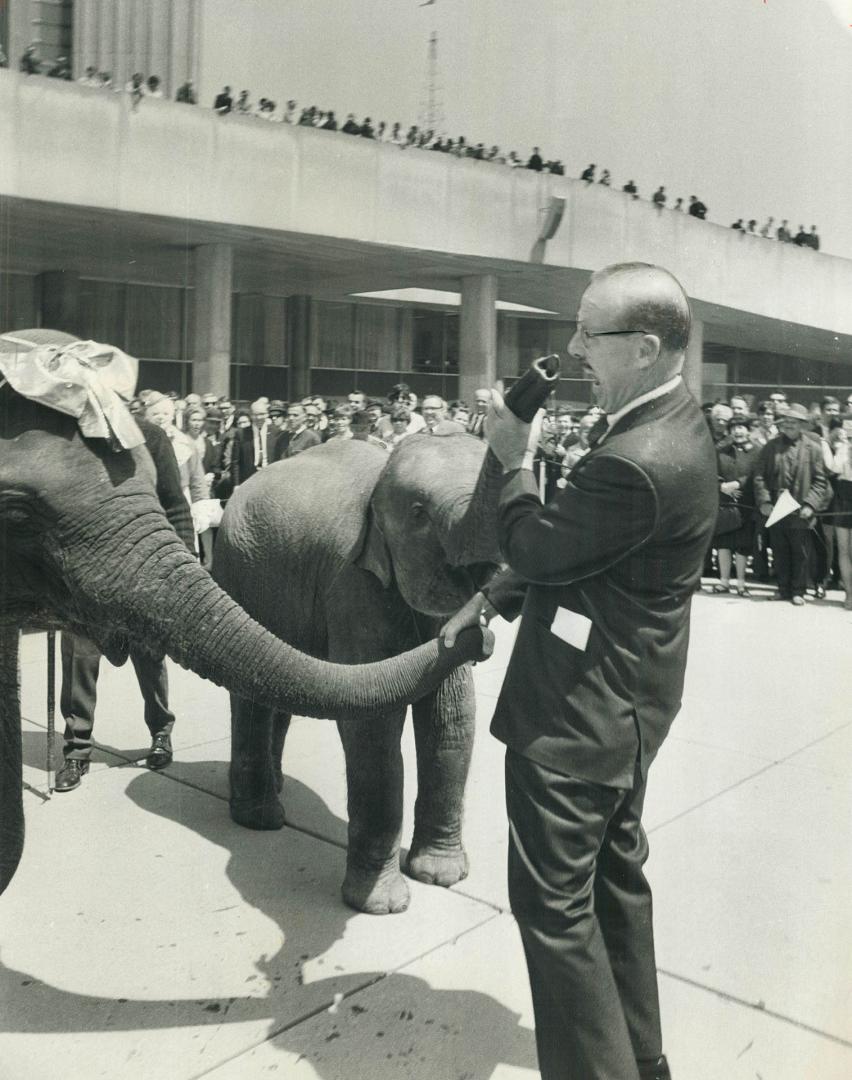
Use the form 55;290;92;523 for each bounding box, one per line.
271;711;291;794
406;663;475;889
229;693;286;830
337;710;410;915
0;628;24;896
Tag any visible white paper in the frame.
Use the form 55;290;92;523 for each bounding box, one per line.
550;607;592;651
766;489;801;529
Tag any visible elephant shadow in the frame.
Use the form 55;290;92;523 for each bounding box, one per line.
2;757;536;1078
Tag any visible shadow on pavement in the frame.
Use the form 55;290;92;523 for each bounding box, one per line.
2;759;536;1077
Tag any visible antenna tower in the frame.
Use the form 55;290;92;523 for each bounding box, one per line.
419;30;444;134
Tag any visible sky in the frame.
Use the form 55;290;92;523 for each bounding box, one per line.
200;0;852;257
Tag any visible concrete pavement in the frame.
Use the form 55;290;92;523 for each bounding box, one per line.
1;585;850;1079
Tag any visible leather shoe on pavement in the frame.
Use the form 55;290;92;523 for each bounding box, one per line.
638;1055;672;1080
791;596;805;607
54;759;89;792
147;731;173;770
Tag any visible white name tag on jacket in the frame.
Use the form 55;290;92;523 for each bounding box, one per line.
550;607;592;651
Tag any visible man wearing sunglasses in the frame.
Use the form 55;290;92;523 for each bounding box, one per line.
443;262;717;1079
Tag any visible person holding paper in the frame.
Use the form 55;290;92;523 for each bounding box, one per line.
442;263;717;1080
754;403;830;605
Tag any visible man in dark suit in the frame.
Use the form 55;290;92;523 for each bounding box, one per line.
273;404;322;460
56;417;195;790
754;402;829;605
466;389;490;439
443;263;717;1080
231;399;276;487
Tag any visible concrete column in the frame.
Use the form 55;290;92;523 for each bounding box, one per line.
39;271;81;336
73;0;98;77
8;0;33;69
683;315;704;403
459;274;498;404
192;244;232;396
149;0;171;92
286;295;313;402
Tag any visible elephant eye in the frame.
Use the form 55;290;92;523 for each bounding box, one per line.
411;502;425;520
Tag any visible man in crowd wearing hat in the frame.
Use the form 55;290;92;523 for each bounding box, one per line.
754;402;830;605
268;400;287;433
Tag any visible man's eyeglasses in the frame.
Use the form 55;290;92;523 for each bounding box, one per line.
579;327;648;342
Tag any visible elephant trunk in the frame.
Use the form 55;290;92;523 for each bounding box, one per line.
59;500;492;719
441;449;505;567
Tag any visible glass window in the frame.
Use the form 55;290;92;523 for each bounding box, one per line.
314;301;355;369
79;280;126;348
126;285;184;359
353;305;401;371
412;311;446;372
0;274;38;330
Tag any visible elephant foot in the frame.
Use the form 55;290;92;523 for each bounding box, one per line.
342;863;410;915
229;798;286;831
405;845;469;888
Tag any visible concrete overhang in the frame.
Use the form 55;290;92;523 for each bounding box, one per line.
2;70;851;368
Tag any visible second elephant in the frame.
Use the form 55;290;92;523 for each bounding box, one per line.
214;433;504;915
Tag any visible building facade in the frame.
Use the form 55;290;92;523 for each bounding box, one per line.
2;60;852;409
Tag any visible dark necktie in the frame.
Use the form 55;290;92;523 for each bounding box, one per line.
587;415;610;448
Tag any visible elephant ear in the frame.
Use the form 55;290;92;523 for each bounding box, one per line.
354;505;393;589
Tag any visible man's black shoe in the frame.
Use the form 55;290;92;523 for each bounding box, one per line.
638;1055;671;1080
54;759;89;792
147;731;173;770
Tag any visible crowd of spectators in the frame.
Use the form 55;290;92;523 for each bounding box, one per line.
535;388;852;608
8;44;830;244
698;390;852;607
730;216;820;249
124;381;481;562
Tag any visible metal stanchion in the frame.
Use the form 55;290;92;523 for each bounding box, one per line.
46;630;56;796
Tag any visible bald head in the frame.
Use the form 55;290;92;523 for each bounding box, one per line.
589;263;691;359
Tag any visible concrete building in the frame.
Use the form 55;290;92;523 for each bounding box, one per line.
1;61;852;407
2;0;200;95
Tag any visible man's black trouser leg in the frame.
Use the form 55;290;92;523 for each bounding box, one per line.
506;750;661;1080
770;523;811;598
769;524;792;597
129;650;175;737
60;631;102;761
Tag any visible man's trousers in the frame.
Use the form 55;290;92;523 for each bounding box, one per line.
60;631;175;760
768;521;812;599
505;749;662;1080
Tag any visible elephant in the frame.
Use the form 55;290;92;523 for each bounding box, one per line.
0;329;492;897
213;433;505;915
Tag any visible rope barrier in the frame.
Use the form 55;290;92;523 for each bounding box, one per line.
46;630;56;796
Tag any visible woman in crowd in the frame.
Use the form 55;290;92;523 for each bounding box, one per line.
146;394;216;567
749;400;777;447
712;417;761;595
386;405;413;450
329;403;354;439
828;418;852;610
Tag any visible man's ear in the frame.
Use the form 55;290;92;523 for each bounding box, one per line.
354;506;393;589
637;334;662;371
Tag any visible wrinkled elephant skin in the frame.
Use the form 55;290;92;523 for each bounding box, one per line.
0;343;491;898
214;435;503;914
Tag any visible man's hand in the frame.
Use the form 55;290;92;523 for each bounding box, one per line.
799;504;815;522
760;503;772;518
484;389;544;472
440;591;497;649
720;481;740;498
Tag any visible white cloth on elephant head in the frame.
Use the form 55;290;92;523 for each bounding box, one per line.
0;332;143;450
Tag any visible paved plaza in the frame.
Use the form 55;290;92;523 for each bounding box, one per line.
1;585;850;1079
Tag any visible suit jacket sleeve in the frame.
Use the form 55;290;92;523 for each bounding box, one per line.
803;441;830;511
497;452;658;586
137;419;195;553
753;442;773;509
